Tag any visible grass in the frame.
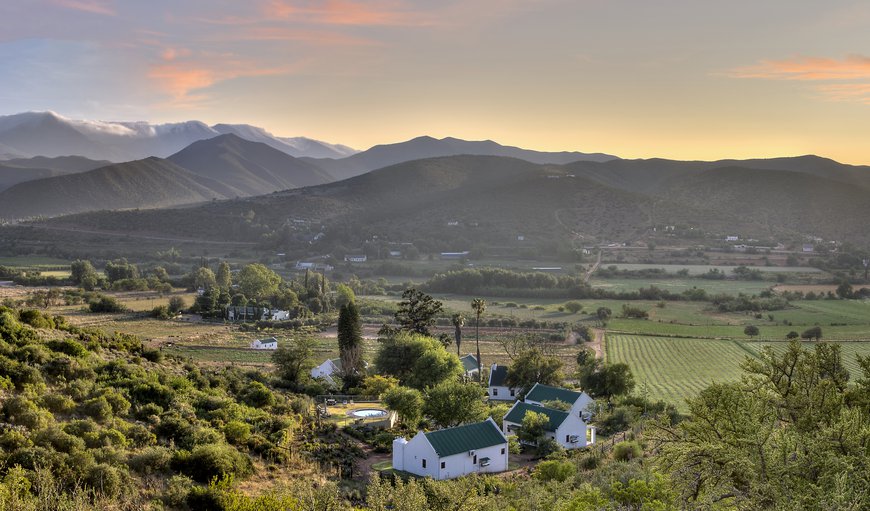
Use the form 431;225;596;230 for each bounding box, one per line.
606;335;754;409
167;345;274;365
590;277;772;294
742;340;870;378
371;461;392;471
599;263;822;274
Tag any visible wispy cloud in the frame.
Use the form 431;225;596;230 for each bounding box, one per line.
729;54;870;104
52;0;115;16
262;0;430;26
729;55;870;81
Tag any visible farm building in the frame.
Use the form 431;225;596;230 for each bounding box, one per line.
226;306;290;322
502;401;595;449
439;251;470;260
392;418;509;480
344;254;367;263
488;364;518;401
524;383;595;419
311;358;342;385
250;337;278;350
460;354;480;379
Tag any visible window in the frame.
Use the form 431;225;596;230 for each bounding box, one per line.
492;388;499;396
422;459;427;469
510;389;515;396
500;448;505;455
473;455;477;464
440;461;445;469
566;435;570;443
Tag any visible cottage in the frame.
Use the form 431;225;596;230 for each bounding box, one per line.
802;244;814;253
310;358;342;385
250;337;278;350
502;401;595;449
344;255;367;263
524;383;595;419
460;354;480;379
439;251;470;260
488;364;518;401
392;418;509;479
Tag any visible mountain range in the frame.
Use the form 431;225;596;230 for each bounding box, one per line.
38;153;870;250
0;111;357;161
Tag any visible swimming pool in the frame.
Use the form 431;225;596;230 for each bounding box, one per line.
348;408;388;418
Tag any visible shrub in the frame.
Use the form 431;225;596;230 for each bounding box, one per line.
173;444;254;483
46;339;87;357
129;446;173;475
534;459;576;482
613;440;643;461
224;421;252;446
84;463;124;497
80;396;113;422
88;296;127;313
39;393;76;414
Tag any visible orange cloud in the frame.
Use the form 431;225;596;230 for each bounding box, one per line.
52;0;115;16
730;55;870;81
263;0;430;26
815;83;870;104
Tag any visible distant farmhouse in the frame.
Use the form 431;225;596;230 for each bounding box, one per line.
250;337;278;350
310;358;343;386
502;383;596;449
226;306;290;322
392;419;509;480
487;363;518;401
294;261;334;272
344;254;367;263
440;251;470;260
460;354;480;379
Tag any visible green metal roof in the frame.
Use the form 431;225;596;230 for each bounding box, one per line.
503;402;568;432
460;354;480;373
525;383;582;405
424;420;506;457
489;364;508;387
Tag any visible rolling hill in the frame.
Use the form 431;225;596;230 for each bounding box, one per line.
0;155;111;192
302;135;618;180
0;135;338;219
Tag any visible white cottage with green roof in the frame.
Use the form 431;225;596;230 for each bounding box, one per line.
460;354;480;379
392;418;509;479
524;383;595;420
488;363;519;401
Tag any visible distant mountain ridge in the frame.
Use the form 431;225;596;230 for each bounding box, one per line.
0;111;357;161
0;155;110;192
302;135;618;180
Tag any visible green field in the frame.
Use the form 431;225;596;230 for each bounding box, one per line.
606;335;753;409
590;277;773;294
743;340;870;378
601;263;822;275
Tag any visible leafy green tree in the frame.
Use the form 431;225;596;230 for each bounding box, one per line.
743;325;759;338
237;264;281;301
564;301;583;314
471;298;486;380
423;381;486;427
836;281;854;299
786;330;800;340
272;336;316;387
360;375;399;398
596;306;612;326
517;410;549;445
216;261;232;291
70;260;99;289
168;296;186;314
579;361;635;399
504;348;564;393
105;258;138;283
337;302;364;389
375;332;462;389
801;325;822;341
393;288;443;336
382;386;423;426
334;284;355;309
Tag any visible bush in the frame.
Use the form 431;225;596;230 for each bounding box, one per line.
534;459;576;482
46;339;87;357
89;296;127;313
613;440;643;461
80;396;114;422
129;446;173;475
84;463;124;497
224;421;252;446
173;444;254;483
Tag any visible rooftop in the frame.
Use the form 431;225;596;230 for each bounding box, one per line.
460;354;480;373
503;402;568;432
489;364;508;387
424;419;506;457
525;383;584;405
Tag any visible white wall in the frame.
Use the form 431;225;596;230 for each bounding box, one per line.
489;385;517;401
396;432;439;478
437;442;508;480
554;413;592;449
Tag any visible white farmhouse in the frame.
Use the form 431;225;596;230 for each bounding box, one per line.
250;337;278;350
488;364;518;401
502;401;596;449
460;354;480;379
392;418;509;480
261;308;290;321
310;358;342;385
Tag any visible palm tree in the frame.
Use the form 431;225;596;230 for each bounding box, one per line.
471;298;486;381
451;313;465;356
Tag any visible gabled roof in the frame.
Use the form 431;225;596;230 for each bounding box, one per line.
460;354;480;373
525;383;583;405
424;419;506;457
256;337;278;343
503;402;568;432
489;364;508;387
330;358;342;370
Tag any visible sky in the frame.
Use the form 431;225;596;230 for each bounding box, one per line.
2;0;870;163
